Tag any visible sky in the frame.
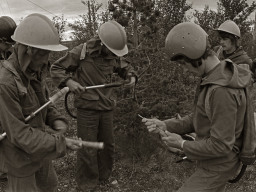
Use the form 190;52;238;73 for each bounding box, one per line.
1;0;255;39
0;0;108;23
1;0;255;23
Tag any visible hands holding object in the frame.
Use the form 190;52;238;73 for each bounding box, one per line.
0;87;104;150
139;114;190;163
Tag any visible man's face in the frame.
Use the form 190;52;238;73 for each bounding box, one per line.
101;44;115;57
177;60;203;77
28;47;50;72
219;37;235;53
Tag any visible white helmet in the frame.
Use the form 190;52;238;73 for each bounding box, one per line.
217;20;240;38
98;20;128;57
12;13;67;51
165;22;208;60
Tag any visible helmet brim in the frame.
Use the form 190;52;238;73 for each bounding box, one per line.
30;44;68;51
12;35;67;51
106;44;128;57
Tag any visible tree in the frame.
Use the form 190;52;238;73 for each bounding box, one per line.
52;14;67;41
157;0;192;36
68;0;108;42
108;0;160;49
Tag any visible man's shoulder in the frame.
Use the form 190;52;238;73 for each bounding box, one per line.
70;44;84;54
0;61;19;86
0;68;17;87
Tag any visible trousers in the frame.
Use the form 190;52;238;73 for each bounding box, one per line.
177;161;240;192
76;109;114;191
6;161;57;192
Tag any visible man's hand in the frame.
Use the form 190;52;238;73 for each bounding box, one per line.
66;79;86;95
0;133;6;141
52;120;68;134
142;118;167;137
162;131;184;149
65;138;83;151
124;76;136;87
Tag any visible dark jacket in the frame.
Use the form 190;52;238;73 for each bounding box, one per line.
0;47;13;60
0;44;67;177
51;36;137;111
164;60;251;171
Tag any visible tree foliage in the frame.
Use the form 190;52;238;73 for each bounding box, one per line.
157;0;192;36
193;0;256;53
68;0;108;43
108;0;161;48
52;14;67;41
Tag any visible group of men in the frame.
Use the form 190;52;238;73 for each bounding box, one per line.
0;12;255;192
0;13;136;192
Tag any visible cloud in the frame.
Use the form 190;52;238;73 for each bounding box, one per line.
4;0;107;24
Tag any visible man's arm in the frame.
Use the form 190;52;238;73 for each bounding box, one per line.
164;114;194;135
50;44;83;88
114;57;138;83
0;83;66;160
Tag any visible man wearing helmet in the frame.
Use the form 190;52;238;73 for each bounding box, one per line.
0;13;83;192
0;16;16;60
0;16;17;182
50;20;137;191
142;22;255;191
214;20;252;70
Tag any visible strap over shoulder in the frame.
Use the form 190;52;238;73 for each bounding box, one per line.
204;84;221;120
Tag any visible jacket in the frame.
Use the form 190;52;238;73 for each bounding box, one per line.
164;60;252;172
213;45;252;70
0;44;67;177
0;46;13;60
51;36;137;111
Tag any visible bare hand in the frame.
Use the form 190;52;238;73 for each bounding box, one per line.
142;118;167;137
162;131;184;149
65;137;83;150
52;120;68;134
66;79;86;95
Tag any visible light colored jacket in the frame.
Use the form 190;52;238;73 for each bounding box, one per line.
164;60;251;172
51;36;137;111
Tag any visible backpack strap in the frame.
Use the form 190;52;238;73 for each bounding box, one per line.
204;84;221;120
